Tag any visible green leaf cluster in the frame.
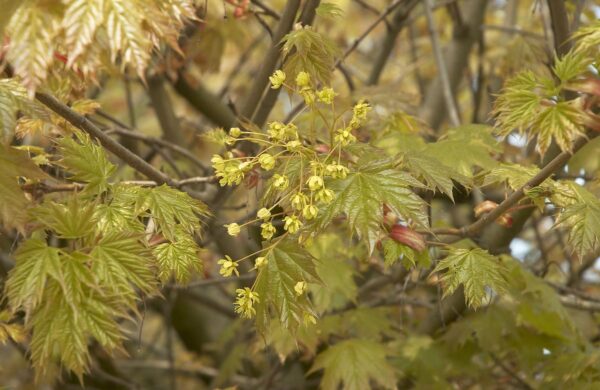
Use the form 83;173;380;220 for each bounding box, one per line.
434;248;509;308
317;158;428;252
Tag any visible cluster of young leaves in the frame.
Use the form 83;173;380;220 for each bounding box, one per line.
434;247;509;308
3;130;208;379
374;119;500;198
282;25;341;87
0;78;48;142
493;45;597;155
2;0;196;94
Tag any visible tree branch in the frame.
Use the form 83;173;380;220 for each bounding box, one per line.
423;0;461;127
419;0;487;130
36;92;176;187
367;0;419;85
173;75;237;129
148;75;186;147
240;0;301;122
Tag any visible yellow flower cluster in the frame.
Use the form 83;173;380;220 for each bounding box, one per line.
234;288;260;318
218;256;239;277
211;72;375;321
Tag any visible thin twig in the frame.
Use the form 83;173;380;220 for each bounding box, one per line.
481;24;545;41
423;0;461;127
251;0;280;19
489;353;534;390
167;274;256;289
116;359;258;386
457;135;595;240
21;176;217;194
100;125;208;173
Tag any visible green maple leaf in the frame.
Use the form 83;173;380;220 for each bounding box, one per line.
90;232;157;303
307;233;357;313
59;130;116;193
426;124;500;178
31;196;97;239
434;248;508;308
0;78;47;142
0;144;48;230
152;227;203;283
533;101;585;156
503;257;573;338
398;152;468;200
382;239;430;269
483;163;544;190
135;184;209;241
316;2;344;19
282;27;340;86
556;183;600;257
254;239;320;332
5;234;63;314
318;160;427;252
309;339;396;390
29;281;123;381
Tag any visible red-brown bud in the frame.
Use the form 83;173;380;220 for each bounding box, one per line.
314;144;331;154
389;225;426;252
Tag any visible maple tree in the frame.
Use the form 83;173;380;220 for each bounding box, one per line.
0;0;600;389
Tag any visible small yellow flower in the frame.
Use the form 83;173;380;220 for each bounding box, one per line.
283;215;302;234
334;127;357;146
300;89;315;105
325;164;349;179
290;192;308;211
317;87;336;104
261;222;277;240
296;71;310;88
284;123;299;140
218;256;239;277
211;154;225;170
268;121;286;140
294;281;307;296
272;174;289;190
254;256;267;269
303;312;317;326
224;136;236;145
230;127;242;138
257;208;271;220
307;175;324;191
302;204;318;220
269;70;286;89
316;188;335;204
352;100;371;123
258;153;276;170
234;288;259;318
225;223;241;237
286;140;303;152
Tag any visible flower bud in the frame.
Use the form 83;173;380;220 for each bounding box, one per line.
307;175;324;191
230;127;242;138
257;208;271;220
225;223;241;237
302;204;318;220
389;225;426;252
258;153;276;170
296;71;310;88
272;174;289;190
269;70;286;89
